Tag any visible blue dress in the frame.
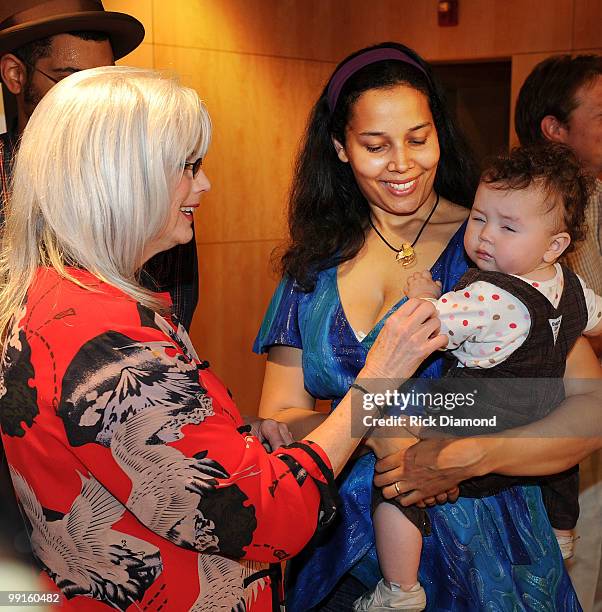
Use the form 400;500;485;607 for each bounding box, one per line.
254;224;581;611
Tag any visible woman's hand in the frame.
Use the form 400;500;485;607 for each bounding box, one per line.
360;298;447;382
244;416;295;451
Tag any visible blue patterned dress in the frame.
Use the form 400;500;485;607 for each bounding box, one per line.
254;224;581;611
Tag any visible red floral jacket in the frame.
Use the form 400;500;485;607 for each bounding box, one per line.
0;268;336;611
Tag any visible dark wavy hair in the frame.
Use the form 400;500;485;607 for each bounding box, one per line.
481;143;594;254
280;41;479;291
515;54;602;146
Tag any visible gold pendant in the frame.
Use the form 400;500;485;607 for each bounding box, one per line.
395;243;416;268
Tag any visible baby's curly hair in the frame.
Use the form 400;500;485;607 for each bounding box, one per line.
481;143;594;254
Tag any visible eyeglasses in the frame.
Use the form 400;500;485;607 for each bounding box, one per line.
25;62;73;85
183;157;203;178
32;66;62;84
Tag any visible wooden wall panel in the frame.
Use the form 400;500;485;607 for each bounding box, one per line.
116;43;154;68
105;0;154;43
152;0;351;59
190;240;282;414
488;0;573;57
152;0;573;63
154;45;334;243
396;0;573;62
573;0;602;50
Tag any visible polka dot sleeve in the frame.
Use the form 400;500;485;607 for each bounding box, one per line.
427;281;531;368
427;282;500;349
576;275;602;333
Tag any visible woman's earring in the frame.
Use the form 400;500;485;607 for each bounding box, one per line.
334;145;348;163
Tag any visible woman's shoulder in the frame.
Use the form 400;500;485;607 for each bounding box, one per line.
274;266;337;299
31;267;134;306
434;196;470;225
26;267;150;336
254;267;338;354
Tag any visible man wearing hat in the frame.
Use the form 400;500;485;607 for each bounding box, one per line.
0;0;200;568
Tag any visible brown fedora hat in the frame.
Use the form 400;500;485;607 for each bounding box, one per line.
0;0;145;60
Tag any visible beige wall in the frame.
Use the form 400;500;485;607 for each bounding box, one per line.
106;0;601;413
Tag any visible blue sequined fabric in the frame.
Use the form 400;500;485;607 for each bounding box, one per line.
254;223;581;611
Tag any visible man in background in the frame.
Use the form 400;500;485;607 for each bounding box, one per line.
0;0;199;568
516;53;602;611
515;54;602;297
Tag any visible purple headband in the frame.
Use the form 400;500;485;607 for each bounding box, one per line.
326;48;429;113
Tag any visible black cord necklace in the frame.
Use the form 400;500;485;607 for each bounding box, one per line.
369;193;440;268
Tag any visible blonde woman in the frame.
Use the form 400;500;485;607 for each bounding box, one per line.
0;66;443;610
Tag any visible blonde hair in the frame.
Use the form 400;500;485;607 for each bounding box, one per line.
0;66;211;339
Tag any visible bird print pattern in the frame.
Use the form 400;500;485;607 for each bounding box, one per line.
10;467;161;611
0;267;336;610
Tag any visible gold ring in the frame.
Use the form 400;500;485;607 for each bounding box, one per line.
394;481;401;496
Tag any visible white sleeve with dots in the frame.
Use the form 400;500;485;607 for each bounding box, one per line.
426;281;531;368
576;275;602;333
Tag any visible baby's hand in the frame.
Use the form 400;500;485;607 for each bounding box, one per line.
404;271;442;300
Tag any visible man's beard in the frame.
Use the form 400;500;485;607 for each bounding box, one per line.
23;78;44;119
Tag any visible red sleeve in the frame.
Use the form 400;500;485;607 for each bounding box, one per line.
53;306;336;564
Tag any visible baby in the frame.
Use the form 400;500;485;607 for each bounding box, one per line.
355;143;602;611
